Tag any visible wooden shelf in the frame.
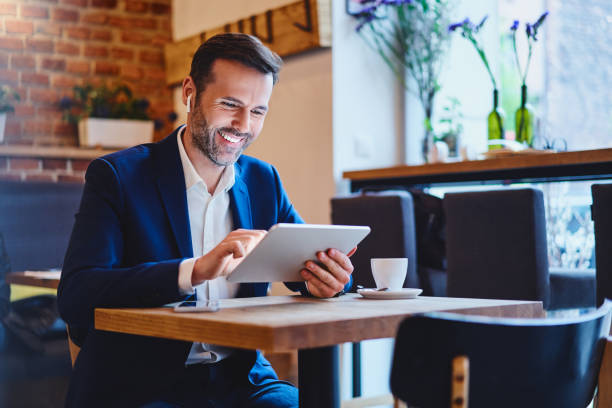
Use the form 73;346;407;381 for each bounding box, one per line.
343;148;612;189
0;145;117;160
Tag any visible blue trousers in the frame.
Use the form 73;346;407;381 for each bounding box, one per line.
140;356;298;408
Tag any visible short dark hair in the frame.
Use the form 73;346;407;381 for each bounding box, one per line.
189;33;283;96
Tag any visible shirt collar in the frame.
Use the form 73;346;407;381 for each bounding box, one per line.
177;125;235;194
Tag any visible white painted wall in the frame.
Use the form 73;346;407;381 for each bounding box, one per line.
248;50;334;225
331;0;405;192
172;0;334;225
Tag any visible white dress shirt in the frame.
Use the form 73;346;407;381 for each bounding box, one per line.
176;125;240;364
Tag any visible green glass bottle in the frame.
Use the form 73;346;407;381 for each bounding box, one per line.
515;84;534;146
487;89;504;150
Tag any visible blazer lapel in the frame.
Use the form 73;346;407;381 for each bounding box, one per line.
229;163;259;296
153;131;193;259
229;163;253;230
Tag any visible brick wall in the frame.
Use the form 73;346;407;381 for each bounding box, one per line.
0;0;174;148
0;154;89;182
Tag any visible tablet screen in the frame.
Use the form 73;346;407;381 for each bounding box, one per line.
227;223;370;283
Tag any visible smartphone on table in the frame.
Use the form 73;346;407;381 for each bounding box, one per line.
173;300;220;313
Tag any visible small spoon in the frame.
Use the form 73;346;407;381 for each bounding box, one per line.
357;285;389;291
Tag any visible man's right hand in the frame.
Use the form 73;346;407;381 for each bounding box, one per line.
191;229;267;286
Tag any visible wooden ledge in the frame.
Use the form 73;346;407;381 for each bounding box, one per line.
0;145;118;160
343;148;612;181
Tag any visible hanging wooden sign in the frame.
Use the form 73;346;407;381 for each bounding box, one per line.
164;0;331;85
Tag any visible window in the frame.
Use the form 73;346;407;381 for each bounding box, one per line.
499;0;612;151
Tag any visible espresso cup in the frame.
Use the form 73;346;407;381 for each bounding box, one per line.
370;258;408;290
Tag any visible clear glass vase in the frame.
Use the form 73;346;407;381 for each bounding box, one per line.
422;128;434;163
487;89;505;150
515;84;534;146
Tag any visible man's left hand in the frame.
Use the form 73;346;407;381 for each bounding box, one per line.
300;247;356;298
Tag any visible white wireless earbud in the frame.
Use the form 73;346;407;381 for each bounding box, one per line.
186;95;191;113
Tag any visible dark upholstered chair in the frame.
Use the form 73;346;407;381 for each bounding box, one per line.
549;267;597;310
331;191;419;290
331;191;422;398
444;188;595;310
0;181;83;407
390;303;612;408
592;183;612;307
0;181;83;271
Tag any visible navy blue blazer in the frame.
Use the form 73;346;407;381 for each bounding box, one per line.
57;129;315;406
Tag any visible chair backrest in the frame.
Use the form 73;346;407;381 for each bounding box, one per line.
444;188;550;307
331;191;419;290
390;304;612;408
0;181;83;271
592;183;612;307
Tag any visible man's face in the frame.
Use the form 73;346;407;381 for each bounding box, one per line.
188;59;274;167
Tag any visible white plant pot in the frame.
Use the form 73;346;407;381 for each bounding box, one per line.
78;118;154;148
0;113;6;144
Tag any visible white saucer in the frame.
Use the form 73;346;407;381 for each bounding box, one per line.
357;288;422;300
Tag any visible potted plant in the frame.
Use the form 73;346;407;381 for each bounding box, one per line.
0;85;20;144
60;84;156;148
353;0;452;162
436;96;463;159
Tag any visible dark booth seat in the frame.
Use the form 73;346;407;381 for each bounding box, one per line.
592;183;612;307
0;181;83;271
0;180;84;407
444;188;595;310
331;191;419;290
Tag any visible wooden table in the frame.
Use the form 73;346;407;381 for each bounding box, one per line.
5;270;61;289
96;294;543;408
344;148;612;190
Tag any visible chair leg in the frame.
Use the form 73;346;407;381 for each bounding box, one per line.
65;325;80;368
597;337;612;408
393;398;407;408
451;355;469;408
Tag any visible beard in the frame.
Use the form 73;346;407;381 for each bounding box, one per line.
189;107;253;167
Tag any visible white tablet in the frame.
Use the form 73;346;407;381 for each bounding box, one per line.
227;223;371;283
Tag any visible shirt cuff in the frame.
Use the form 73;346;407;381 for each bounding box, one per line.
178;257;197;295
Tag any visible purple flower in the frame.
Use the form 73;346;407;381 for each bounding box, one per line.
475;15;488;32
533;11;549;30
528;11;548;40
511;11;549;84
448;22;463;32
358;0;382;12
448;18;470;32
59;96;73;110
381;0;412;5
448;15;498;89
358;5;377;15
356;12;378;32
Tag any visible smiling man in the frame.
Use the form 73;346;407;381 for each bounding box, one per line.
57;34;354;407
